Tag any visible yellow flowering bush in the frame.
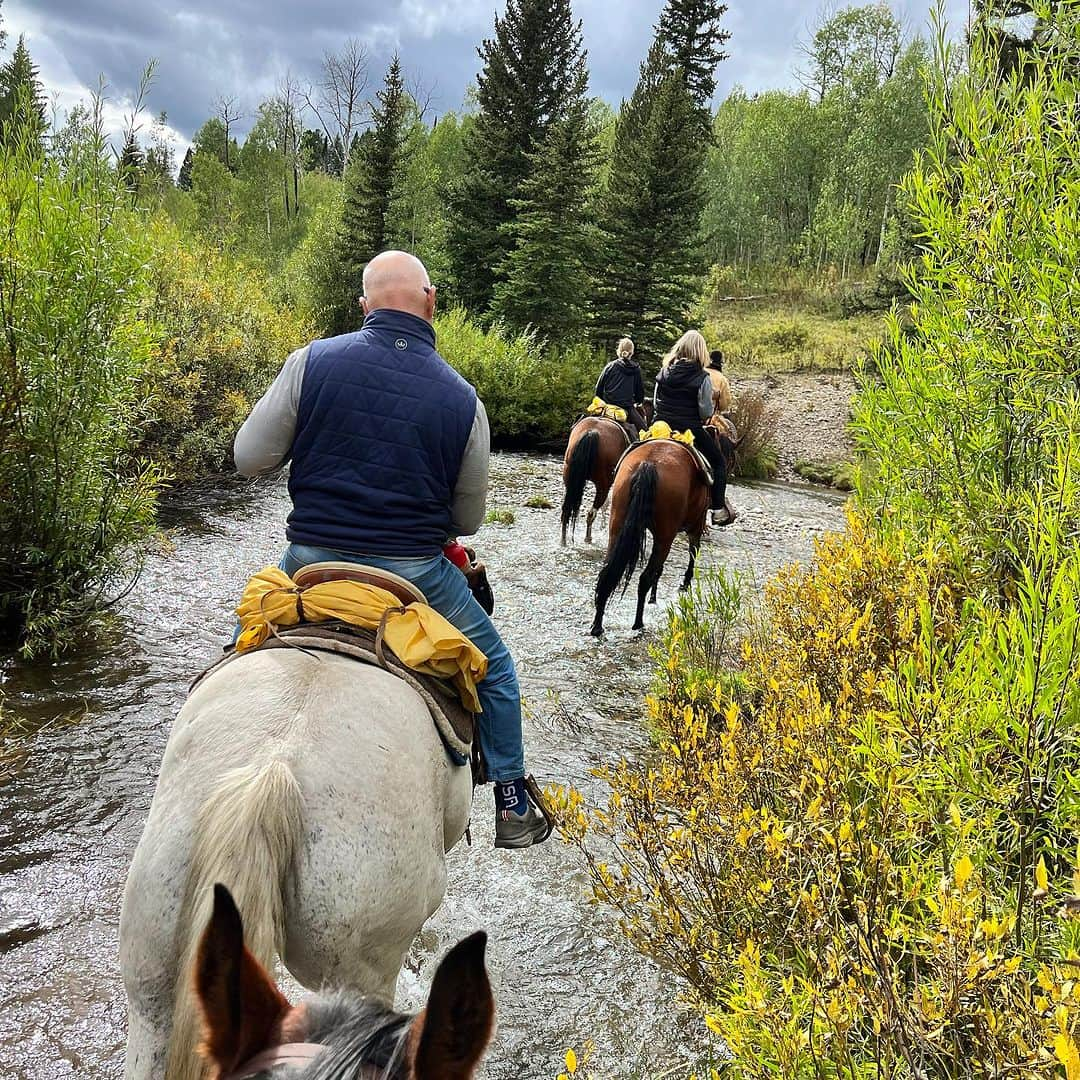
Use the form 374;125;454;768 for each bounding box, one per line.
556;514;1080;1077
135;219;311;482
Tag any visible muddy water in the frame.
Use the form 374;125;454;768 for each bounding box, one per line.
0;454;845;1079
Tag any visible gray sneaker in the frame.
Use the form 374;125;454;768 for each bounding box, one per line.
494;804;552;849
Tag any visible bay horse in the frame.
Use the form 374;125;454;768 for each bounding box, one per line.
191;884;492;1079
120;647;474;1080
591;431;737;636
560;416;631;544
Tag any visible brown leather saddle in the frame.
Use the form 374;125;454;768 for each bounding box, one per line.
575;414;635;448
195;564;476;767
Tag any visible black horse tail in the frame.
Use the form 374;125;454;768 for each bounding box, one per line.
595;461;657;604
561;430;599;536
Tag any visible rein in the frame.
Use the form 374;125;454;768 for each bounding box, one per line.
224;1042;326;1079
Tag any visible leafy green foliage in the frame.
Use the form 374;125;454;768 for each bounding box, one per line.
134;220;311;482
557;6;1080;1076
703;6;928;272
436;308;602;441
0;107;159;652
853;2;1080;588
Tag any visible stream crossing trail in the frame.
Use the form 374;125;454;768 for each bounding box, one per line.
0;453;844;1079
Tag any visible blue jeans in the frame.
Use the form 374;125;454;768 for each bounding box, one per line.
278;543;526;783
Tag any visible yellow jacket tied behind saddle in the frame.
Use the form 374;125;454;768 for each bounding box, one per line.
586;397;628;422
235;566;488;713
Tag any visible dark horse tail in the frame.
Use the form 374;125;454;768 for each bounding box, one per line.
561;429;599;535
595;461;657;606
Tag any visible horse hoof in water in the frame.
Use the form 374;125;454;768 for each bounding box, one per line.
589;623;604;638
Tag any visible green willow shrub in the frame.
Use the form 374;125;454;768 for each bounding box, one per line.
435;309;602;442
0;101;159;653
854;2;1080;589
135;220;311;482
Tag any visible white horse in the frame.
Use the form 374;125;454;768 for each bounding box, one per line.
119;647;473;1080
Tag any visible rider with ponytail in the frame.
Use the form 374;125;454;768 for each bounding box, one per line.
653;330;731;526
594;337;646;432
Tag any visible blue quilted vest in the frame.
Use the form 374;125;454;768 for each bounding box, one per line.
286;309;477;557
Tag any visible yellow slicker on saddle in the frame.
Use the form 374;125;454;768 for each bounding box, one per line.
639;420;695;446
586;397;628;422
235;567;488;713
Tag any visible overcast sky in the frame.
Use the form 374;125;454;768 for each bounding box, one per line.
4;0;971;152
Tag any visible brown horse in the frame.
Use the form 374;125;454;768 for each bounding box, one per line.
591;432;737;636
560;416;631;545
193;885;493;1079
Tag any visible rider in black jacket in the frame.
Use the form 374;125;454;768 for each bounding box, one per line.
594;337;646;432
653;330;731;526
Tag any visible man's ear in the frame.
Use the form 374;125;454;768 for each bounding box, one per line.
412;932;494;1080
425;284;438;320
195;884;290;1075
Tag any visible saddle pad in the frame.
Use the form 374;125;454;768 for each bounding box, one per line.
192;624;474;762
617;437;713;486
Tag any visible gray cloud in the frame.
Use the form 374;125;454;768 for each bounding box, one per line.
5;0;970;144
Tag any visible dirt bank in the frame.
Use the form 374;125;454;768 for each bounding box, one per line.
732;369;857;482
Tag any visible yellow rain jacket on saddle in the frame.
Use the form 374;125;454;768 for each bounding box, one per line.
235;567;488;713
586;397;628;422
639;420;695;446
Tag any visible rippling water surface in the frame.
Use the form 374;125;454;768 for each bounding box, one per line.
0;453;845;1079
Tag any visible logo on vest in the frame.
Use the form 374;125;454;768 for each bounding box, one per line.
395;338;408;351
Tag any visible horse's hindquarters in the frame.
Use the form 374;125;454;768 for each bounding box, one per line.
121;649;471;1076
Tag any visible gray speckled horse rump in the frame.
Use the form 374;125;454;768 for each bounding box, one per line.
119;647;473;1080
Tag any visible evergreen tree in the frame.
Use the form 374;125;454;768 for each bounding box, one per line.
177;146;194;190
0;35;46;146
447;0;592;316
490;95;600;343
656;0;730;112
118;133;144;192
593;41;708;363
327;55;410;335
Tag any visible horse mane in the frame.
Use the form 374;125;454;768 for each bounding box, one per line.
299;993;413;1079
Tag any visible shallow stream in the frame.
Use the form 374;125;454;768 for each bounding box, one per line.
0;453;845;1079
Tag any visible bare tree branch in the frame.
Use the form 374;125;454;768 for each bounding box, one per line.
301;37;370;172
213;93;244;170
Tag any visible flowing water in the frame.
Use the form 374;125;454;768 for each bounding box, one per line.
0;453;845;1079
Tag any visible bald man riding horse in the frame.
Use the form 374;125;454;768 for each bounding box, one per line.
233;250;550;850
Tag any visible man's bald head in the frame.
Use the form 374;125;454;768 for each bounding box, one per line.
361;251;436;323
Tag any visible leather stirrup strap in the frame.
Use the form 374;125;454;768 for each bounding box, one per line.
374;605;409;669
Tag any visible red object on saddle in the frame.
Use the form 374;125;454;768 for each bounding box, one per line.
442;540;470;570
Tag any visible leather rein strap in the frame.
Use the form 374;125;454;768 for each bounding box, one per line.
223;1041;326;1079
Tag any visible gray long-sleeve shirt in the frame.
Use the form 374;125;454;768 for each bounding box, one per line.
234;345;491;537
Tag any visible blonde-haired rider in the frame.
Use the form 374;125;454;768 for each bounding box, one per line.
594;336;646;432
653;330;734;526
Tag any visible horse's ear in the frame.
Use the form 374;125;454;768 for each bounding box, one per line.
195;884;290;1075
412;932;494;1080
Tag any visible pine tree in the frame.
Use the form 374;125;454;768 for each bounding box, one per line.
0;35;46;146
327;55;411;335
656;0;730;113
447;0;592;317
177;147;194;190
490;94;600;343
593;41;708;363
118;133;144;192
